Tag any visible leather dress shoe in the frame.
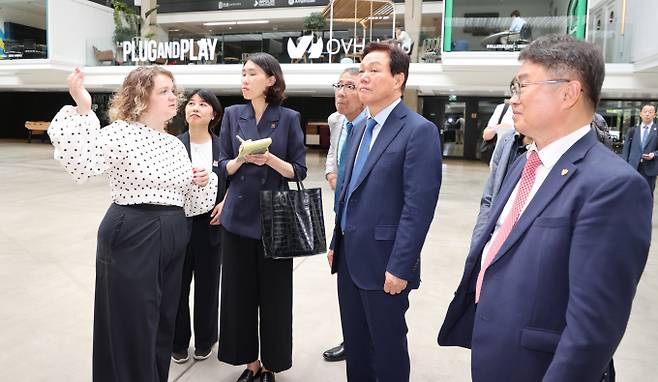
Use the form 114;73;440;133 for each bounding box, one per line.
236;367;261;382
322;342;346;362
260;370;276;382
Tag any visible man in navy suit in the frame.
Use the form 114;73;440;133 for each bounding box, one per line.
329;42;442;382
622;103;658;193
438;35;652;382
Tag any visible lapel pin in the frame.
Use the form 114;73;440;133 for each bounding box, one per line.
270;122;276;129
561;168;569;176
213;160;219;167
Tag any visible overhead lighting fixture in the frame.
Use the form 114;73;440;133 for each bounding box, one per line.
236;20;269;25
204;21;236;26
169;29;180;32
203;20;269;26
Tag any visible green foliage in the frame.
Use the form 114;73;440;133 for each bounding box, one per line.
303;12;327;32
111;0;140;43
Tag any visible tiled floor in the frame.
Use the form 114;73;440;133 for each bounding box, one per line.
1;141;656;381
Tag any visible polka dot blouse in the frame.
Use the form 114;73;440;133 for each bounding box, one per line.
48;105;218;217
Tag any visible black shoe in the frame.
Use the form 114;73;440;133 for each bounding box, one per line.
322;342;346;362
171;350;189;364
260;371;275;382
193;347;212;360
236;367;261;382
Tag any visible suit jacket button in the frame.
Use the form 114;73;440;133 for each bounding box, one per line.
261;178;266;184
240;176;245;181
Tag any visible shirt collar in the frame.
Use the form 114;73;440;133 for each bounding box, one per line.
366;98;402;128
526;124;591;170
344;109;367;127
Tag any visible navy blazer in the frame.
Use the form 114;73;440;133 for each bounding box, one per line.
178;132;227;245
330;101;442;290
622;122;658;176
438;132;652;382
218;103;307;240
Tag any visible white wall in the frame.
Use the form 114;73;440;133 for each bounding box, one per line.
627;0;658;67
48;0;114;66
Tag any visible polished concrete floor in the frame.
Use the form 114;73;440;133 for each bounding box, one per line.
1;140;656;382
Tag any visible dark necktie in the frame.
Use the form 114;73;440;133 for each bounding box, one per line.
334;121;354;208
340;117;377;230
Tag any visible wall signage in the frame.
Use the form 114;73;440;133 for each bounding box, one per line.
287;36;366;59
120;38;218;62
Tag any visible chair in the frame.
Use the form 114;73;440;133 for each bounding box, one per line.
93;46;121;65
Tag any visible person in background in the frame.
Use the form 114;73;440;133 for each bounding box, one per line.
48;66;218;382
216;53;306;382
395;26;413;54
622;103;658;193
172;89;227;363
509;10;526;33
322;67;366;363
471;128;532;252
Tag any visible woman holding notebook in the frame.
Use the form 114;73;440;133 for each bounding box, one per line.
215;52;307;382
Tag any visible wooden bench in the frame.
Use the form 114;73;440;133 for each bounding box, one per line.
25;121;50;143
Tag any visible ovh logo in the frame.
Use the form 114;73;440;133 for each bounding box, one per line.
287;36;323;59
287;36;365;59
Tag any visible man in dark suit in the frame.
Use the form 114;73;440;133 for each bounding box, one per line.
329;42;442;382
622;103;658;193
439;35;652;382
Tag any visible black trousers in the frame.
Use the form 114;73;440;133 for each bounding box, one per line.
218;228;293;372
93;204;189;382
337;239;411;382
173;214;222;353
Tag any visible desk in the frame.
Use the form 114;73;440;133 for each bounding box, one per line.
25;121;50;143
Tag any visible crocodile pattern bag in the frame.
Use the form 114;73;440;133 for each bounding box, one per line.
260;167;327;259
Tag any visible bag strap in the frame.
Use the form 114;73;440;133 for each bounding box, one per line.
291;164;305;191
497;104;510;125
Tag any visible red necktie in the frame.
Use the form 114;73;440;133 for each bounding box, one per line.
475;150;543;303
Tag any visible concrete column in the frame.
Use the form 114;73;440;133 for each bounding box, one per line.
404;0;422;63
140;0;158;39
403;0;422;113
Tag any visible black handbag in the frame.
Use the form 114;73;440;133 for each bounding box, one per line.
260;166;327;259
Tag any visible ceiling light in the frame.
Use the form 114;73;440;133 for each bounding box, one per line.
236;20;270;25
169;29;180;32
204;21;236;26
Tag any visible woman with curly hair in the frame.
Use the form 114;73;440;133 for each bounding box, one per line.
47;66;218;382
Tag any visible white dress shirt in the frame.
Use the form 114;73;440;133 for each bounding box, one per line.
191;140;213;173
481;124;592;265
48;105;218;217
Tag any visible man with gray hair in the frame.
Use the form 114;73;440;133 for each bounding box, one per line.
439;34;651;382
322;66;366;362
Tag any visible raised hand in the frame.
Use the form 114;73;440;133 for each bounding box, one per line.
67;68;92;115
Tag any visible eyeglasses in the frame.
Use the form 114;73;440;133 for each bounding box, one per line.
332;83;357;92
510;79;572;98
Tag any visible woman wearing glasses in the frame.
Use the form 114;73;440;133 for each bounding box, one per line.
215;53;306;382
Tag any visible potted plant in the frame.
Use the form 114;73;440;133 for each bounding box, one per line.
303;12;327;39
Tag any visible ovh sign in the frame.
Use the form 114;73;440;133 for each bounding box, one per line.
121;39;218;63
287;36;364;59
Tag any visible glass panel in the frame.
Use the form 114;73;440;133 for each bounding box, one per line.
419;14;442;63
587;1;633;63
0;0;48;60
443;0;587;53
442;101;466;157
597;100;658;154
